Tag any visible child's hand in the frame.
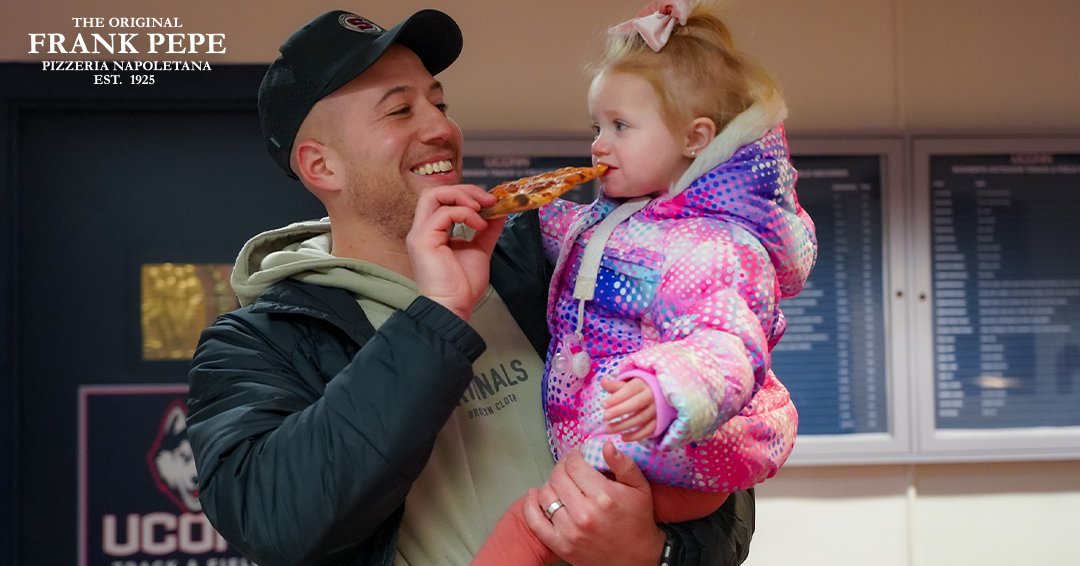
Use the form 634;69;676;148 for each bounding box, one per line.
601;378;657;442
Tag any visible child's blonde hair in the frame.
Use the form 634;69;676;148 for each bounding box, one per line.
592;0;779;135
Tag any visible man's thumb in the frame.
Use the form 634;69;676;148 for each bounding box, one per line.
602;441;649;490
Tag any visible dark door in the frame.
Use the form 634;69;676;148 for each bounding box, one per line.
1;64;327;565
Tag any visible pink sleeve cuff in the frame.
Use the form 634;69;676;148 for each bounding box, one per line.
618;368;677;439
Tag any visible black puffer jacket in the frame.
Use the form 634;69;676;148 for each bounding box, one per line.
187;211;754;565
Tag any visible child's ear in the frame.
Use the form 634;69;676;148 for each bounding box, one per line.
684;117;717;158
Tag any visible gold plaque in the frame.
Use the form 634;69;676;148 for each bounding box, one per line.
140;263;237;360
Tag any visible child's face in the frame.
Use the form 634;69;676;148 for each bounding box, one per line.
588;70;690;199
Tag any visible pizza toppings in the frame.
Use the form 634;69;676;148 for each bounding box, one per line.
479;164;608;219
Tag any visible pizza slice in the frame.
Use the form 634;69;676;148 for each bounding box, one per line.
478;164;608;219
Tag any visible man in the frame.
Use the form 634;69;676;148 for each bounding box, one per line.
187;8;755;566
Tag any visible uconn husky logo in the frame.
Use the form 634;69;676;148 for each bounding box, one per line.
146;400;201;513
82;386;246;563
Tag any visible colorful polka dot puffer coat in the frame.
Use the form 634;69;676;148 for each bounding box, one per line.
538;99;817;492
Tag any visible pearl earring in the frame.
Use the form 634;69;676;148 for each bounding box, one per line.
690;150;697;158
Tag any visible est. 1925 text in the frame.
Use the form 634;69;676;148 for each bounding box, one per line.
93;74;156;85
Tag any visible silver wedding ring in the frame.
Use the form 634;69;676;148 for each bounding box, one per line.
544;499;565;520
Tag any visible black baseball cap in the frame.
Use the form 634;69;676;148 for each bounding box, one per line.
258;9;463;178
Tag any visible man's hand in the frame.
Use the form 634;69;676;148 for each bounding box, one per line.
523;442;666;566
407;185;506;320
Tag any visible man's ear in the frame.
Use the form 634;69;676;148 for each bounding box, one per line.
684;117;717;158
294;139;343;194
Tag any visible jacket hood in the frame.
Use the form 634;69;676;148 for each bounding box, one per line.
670;91;789;196
648;93;817;297
230;217;419;308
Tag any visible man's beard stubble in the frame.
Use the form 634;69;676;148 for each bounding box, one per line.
344;163;420;242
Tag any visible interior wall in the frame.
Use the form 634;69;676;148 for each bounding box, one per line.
6;0;1080;133
746;461;1080;565
6;1;1080;565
